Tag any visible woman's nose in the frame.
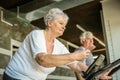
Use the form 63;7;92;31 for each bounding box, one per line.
62;26;66;30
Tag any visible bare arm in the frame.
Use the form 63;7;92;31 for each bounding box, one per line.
35;50;90;67
75;72;84;80
68;61;88;80
68;61;112;80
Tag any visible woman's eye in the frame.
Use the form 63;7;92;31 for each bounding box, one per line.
59;23;63;25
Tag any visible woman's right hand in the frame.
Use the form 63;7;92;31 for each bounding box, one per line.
73;49;90;61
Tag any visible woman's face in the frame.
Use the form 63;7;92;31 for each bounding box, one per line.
48;16;67;37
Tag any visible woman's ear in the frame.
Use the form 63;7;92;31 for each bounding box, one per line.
80;40;84;44
47;21;51;27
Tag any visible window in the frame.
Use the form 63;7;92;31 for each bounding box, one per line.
10;39;21;57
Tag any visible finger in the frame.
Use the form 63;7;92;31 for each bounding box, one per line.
106;76;112;79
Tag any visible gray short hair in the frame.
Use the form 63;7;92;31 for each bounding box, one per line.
80;31;93;40
44;8;69;26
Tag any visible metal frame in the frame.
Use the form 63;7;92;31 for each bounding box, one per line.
0;48;11;75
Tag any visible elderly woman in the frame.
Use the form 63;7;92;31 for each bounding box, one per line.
3;8;89;80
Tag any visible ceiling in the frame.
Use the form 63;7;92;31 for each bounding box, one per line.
0;0;105;56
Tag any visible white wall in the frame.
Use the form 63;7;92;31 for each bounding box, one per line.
101;0;120;80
